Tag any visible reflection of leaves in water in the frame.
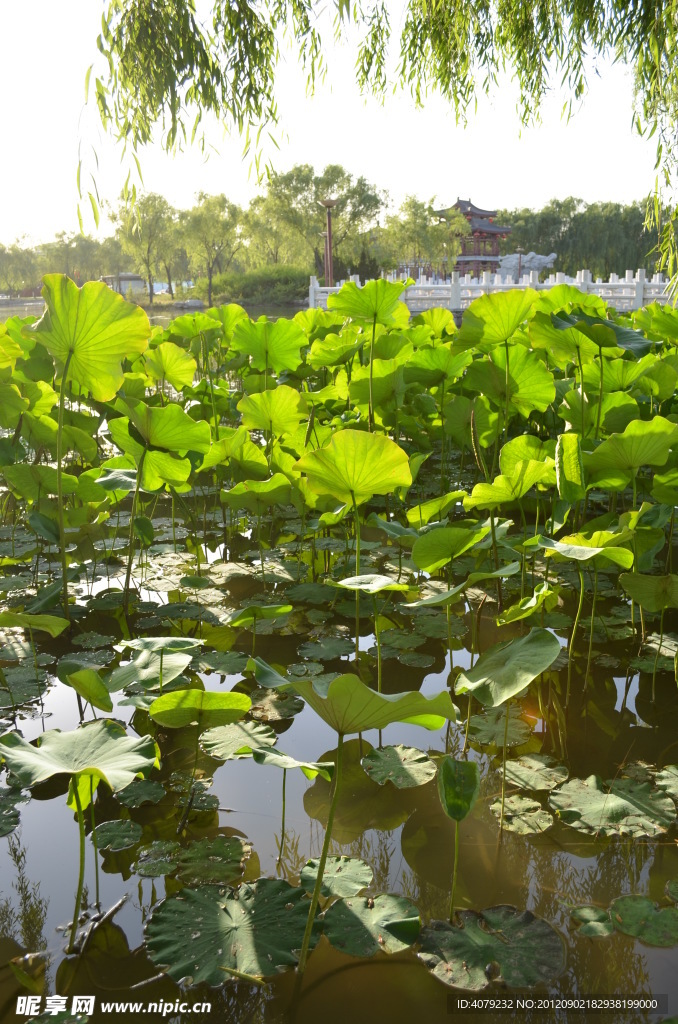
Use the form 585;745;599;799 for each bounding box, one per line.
0;832;48;952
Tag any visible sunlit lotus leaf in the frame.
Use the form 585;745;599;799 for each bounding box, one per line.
145;879;318;982
251;747;334;781
327;278;411;324
457;289;539;349
0;384;28;429
404;490;465;527
464;460;551;511
204;302;248;339
585;415;678;476
92;819;143;852
143;341;197;389
555;432;586;502
24;275;150;401
528;310;602;365
404;344;471;387
569;905;614;937
418;907;565;990
237;385;307;437
65;669;113;713
107;649;193;692
148;690;251;730
134;839;181;877
610;896;678;947
464;345;555;417
538;535;634;569
619;573;678;613
300;855;372;898
171;836;252;886
308;332;364;369
501;753;568;791
200;720;277;760
444;394;499;451
220;474;292;514
0;720;157;809
581;353;656;394
118;399;212;453
496;582;561;625
333;574;412;594
169;312;224;339
437;757;480;821
405;563;520;609
116;778;166;807
412;525;490;573
499;434;555;478
361;744;437;788
558;310;652;357
297;429;412;506
0;612;69;637
456;628;560;707
323;894;421;956
2;464;78;501
231;317;306;373
226;603;292;627
490;794;553;834
548;775;676;837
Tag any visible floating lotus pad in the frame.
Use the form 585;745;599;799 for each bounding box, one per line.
322;894;421;956
549;775;676;837
200;720;278;760
501;753;569;791
361;745;437;789
300;856;373;898
490;794;553;835
91;819;143;852
610;895;678;947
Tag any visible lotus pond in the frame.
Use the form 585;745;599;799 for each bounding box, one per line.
1;275;678;1023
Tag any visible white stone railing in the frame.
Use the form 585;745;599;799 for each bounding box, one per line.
309;269;673;313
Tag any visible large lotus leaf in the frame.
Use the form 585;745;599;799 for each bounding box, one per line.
404;490;466;527
116;778;166;807
582;353;656;394
411;525;490;573
455;628;561;707
333;574;412;594
2;463;79;501
0;720;157;806
226;603;292;627
231;317;306;373
610;895;678;947
464;459;551;511
200;721;277;760
0;612;69;637
300;855;373;898
134;840;182;877
538;535;633;568
308;332;363;369
445;393;500;451
499;434;556;478
148;689;251;729
250;747;334;781
619;573;678;613
464;345;555;417
327;278;411;325
323;894;421;956
297;429;412;506
349;359;407;410
170;311;226;339
502;753;568;791
405;344;471;387
528;311;602;366
555;432;586;503
490;794;553;834
585;416;678;475
24;275;150;401
172;836;252;886
561;310;652;357
656;765;678;800
437;757;480;822
418;907;565;990
237;385;307;437
220;474;292;514
145;879;318;983
65;669;113;713
92;819;143;852
290;674;457;735
361;745;437;789
143;341;196;389
119;399;212;453
548;776;676;837
107;649;193;692
457;289;539;349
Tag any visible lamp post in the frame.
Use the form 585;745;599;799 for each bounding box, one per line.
516;246;524;283
318;198;338;287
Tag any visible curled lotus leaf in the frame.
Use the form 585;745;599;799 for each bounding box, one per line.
418;906;565;990
322;894;421;957
300;856;373;898
456;628;561;708
548;775;676;837
145;879;319;984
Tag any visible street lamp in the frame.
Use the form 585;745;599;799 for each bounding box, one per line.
318;198;338;287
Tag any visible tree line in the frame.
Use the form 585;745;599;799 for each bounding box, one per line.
0;166;660;305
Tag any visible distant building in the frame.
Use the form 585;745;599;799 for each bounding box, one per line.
101;273;148;297
434;199;512;277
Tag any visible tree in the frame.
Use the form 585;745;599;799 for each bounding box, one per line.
182;193;242;306
241;195;311;270
378;197;468;275
0;245;38;298
92;2;678;282
113;192;176;304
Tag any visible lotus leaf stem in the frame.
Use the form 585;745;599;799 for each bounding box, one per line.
68;782;87;953
56;349;74;622
449;819;459;922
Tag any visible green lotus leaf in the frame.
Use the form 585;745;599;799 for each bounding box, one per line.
468;706;533;749
655;765;678;800
92;819;143;852
464;459;552;511
666;880;678;903
538;535;634;568
249;687;305;722
116;399;212;454
231;317;306;374
464;345;555;418
0;785;28;838
496;582;561;626
200;720;277;760
548;775;676;837
323;894;421;956
585;415;678;476
418;906;565;990
237;385;307;437
445;393;499;451
456;628;561;707
145;879;318;983
499;434;556;479
143;341;196;389
490;794;553;834
333;574;412;594
171;836;252;886
290;673;457;735
107;649;193;692
220;474;292;514
501;754;568;791
570;905;614;937
0;720;157;809
457;289;539;349
300;855;373;898
404;490;466;528
120;636;204;653
116;779;166;807
296;429;412;506
555;432;586;503
619;573;678;613
437;757;480;822
251;747;334;781
361;744;437;789
327;278;411;325
28;511;60;544
24;275;150;401
412;525;490;573
134;839;182;877
0;612;69;637
308;333;364;369
65;669;114;713
528;311;602;366
404;343;471;387
559;310;652;357
148;689;251;730
226;603;292;627
610;895;678;947
2;464;78;501
170;311;226;339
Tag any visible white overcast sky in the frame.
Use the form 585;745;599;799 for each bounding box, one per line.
0;1;662;245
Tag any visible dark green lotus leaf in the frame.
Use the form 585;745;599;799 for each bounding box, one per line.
437;757;480;822
72;632;116;650
502;754;569;791
665;880;678;903
0;785;28;837
456;628;561;707
0;676;44;709
610;895;678;946
490;794;553;834
200;720;277;760
145;879;318;983
570;905;614;937
92;819;143;852
323;894;421;957
655;766;678;800
172;836;252;886
468;706;533;748
116;778;166;807
361;745;437;789
134;840;182;877
298;637;355;661
620;573;678;613
300;855;373;898
418;907;565;990
248;687;305;722
194;651;248;676
549;776;676;837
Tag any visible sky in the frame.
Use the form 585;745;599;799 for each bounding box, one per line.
0;1;662;245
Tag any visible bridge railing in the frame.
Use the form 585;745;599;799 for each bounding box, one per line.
309;269;672;313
